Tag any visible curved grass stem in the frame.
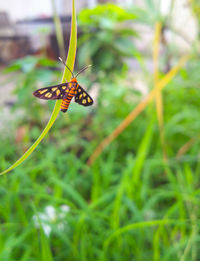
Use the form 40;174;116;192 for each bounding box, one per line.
0;0;77;176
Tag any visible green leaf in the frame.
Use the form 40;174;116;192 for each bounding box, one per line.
0;0;77;175
78;3;136;27
113;37;136;56
96;49;116;70
78;38;100;67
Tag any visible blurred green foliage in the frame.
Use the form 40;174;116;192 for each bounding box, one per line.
129;0;173;25
77;3;137;74
1;1;200;261
1;53;200;260
189;0;200;25
4;56;60;122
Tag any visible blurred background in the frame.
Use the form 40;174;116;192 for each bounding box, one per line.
1;0;200;260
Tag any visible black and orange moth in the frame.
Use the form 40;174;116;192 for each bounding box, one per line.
33;58;93;112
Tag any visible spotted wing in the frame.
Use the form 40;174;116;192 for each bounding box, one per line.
74;85;93;106
33;83;70;100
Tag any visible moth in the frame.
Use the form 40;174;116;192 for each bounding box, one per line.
33;57;93;112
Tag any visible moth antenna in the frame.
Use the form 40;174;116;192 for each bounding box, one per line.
58;57;75;78
75;65;92;78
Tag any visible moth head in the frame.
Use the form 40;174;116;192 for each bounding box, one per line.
71;78;78;83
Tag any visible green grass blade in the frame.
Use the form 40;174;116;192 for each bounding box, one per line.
40;227;54;261
32;204;54;261
132;113;155;185
0;0;77;176
104;219;188;252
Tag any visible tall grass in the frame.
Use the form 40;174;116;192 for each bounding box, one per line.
88;54;189;165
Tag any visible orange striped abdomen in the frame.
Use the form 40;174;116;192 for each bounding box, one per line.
60;87;76;112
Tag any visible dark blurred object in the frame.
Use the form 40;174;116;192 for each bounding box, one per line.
0;13;75;65
0;36;30;64
15;16;73;60
0;12;31;64
0;12;10;27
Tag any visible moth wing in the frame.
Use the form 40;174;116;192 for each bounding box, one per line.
74;85;93;106
33;83;70;100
